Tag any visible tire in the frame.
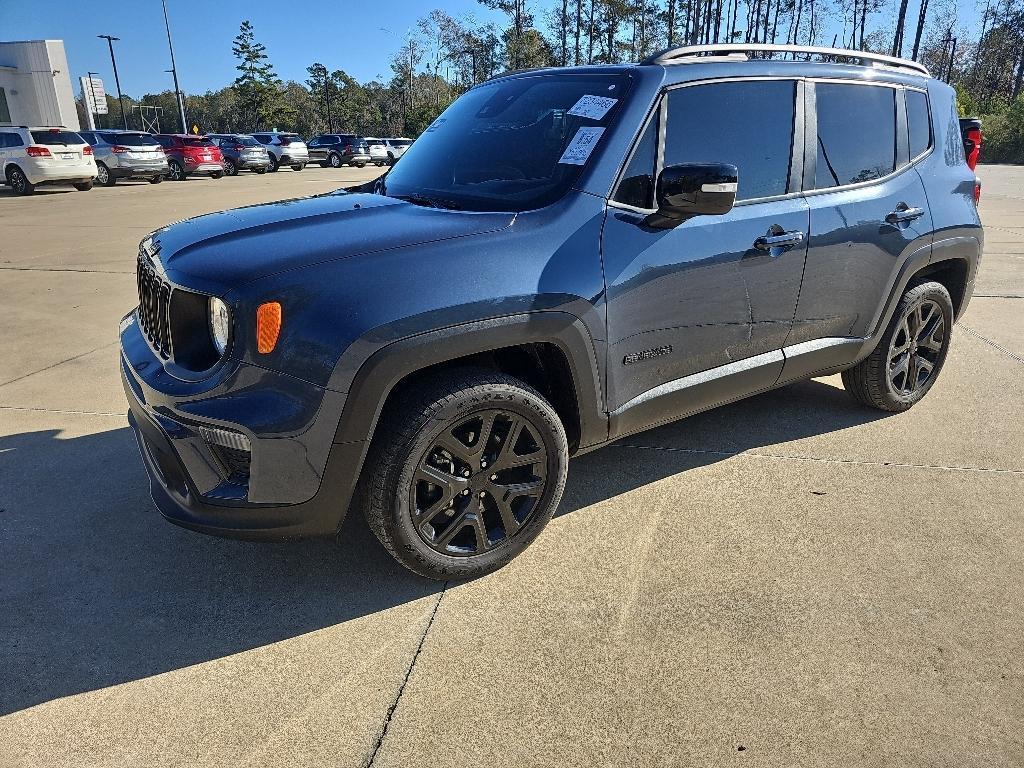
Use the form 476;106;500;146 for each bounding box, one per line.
387;153;395;166
842;280;954;413
291;163;304;171
168;160;186;181
361;369;569;581
8;167;34;195
223;159;238;176
320;161;330;168
149;175;163;184
96;163;116;187
267;155;279;172
375;161;384;167
211;171;224;179
329;153;342;168
253;167;267;174
73;181;93;191
355;161;367;168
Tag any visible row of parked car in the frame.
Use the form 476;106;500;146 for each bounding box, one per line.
0;126;411;194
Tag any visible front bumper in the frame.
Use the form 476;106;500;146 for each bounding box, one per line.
120;311;362;540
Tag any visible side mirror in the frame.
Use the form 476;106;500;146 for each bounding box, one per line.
648;163;738;227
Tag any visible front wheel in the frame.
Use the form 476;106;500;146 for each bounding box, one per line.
355;161;366;168
291;163;304;171
360;370;569;581
267;155;279;172
253;167;267;174
842;280;954;412
149;175;163;184
168;160;186;181
73;181;93;191
210;171;224;179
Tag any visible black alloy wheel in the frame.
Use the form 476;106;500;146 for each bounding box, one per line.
168;160;186;181
224;159;238;176
267;155;279;172
842;280;953;412
411;410;549;558
887;298;945;396
9;167;34;195
361;370;569;580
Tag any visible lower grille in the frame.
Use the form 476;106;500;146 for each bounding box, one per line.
210;444;251;484
136;253;173;358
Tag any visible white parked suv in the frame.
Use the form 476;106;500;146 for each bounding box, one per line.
250;132;308;172
382;137;412;165
0;127;97;195
363;137;389;167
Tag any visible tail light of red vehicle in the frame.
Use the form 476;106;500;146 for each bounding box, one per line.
965;127;982;171
26;146;52;157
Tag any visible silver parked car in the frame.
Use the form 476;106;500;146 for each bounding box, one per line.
208;134;271;175
78;129;169;186
250;132;308;172
382;137;412;165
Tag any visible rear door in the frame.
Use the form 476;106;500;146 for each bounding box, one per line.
790;80;933;348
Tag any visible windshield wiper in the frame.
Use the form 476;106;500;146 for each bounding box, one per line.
392;193;462;211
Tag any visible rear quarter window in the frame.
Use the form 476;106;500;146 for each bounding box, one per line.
907;90;932;159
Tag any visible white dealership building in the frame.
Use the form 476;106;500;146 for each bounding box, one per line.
0;40;80;130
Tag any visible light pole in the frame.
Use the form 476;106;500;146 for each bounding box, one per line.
97;35;128;129
161;0;188;133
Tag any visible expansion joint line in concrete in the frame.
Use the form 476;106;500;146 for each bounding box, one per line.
365;581;449;767
960;324;1024;366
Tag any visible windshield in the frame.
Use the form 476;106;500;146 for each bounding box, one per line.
279;135;302;145
31;130;85;145
99;132;159;147
183;137;215;147
390;139;412;146
232;136;259;146
380;72;630;212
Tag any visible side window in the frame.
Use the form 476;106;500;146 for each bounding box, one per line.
814;83;896;188
254;135;269;144
663;80;796;201
0;132;12;148
613;111;658;208
906;90;932;158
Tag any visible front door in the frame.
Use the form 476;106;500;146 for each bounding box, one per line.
603;78;809;438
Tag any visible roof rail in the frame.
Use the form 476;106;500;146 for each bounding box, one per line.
641;44;930;76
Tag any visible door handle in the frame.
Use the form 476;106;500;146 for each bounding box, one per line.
753;230;805;251
885;204;926;224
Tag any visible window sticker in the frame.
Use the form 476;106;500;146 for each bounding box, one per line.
558;127;605;165
567;95;618;121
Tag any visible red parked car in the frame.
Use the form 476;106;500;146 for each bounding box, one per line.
958;118;983;171
153;134;225;181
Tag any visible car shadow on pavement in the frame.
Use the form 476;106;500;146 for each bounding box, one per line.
0;378;885;716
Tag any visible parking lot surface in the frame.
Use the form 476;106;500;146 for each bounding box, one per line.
1;165;1022;767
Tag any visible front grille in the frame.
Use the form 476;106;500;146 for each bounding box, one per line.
136;252;173;358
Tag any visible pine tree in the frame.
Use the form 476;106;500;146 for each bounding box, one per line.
232;21;285;131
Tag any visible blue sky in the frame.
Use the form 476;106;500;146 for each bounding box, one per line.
0;0;501;98
2;0;982;100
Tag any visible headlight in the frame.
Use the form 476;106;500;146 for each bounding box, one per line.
208;297;231;355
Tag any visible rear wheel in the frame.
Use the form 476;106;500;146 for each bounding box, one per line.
8;167;34;195
168;160;186;181
291;163;304;171
96;163;116;187
842;280;954;412
211;171;224;179
148;175;163;184
329;153;342;168
253;167;267;174
361;370;569;580
223;159;238;176
73;180;93;191
355;161;367;168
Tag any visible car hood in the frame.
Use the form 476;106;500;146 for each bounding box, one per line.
147;192;514;295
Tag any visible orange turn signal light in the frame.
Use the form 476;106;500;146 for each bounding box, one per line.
256;302;282;354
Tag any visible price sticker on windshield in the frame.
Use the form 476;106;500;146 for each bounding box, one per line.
567;95;618;121
558;127;605;165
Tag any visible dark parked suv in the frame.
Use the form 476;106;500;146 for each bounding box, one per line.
307;134;371;168
121;45;983;580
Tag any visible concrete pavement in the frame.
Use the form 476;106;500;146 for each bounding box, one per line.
1;164;1021;767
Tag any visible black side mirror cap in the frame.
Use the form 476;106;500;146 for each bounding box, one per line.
647;163;738;228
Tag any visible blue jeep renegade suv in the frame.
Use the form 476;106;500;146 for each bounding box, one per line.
120;44;983;579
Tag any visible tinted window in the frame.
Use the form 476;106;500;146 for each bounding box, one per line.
98;132;159;147
381;72;631;212
664;80;795;201
907;90;931;158
389;139;412;147
0;132;21;148
253;135;270;144
182;137;214;147
31;130;85;145
613;111;658;208
815;83;896;188
78;131;97;145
